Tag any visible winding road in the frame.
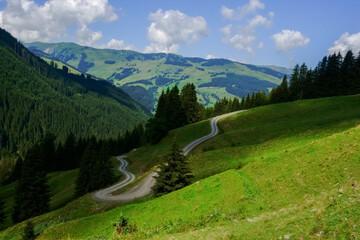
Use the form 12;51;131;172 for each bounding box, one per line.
92;110;243;202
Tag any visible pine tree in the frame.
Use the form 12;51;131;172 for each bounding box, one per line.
180;83;201;124
153;143;193;197
340;50;355;95
168;86;186;129
289;64;300;101
5;157;22;184
12;146;50;223
62;133;77;170
94;142;116;189
22;221;36;240
74;139;98;197
0;197;5;226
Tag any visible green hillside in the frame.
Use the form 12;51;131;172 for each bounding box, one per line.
1;94;359;239
0;28;150;179
25;42;291;111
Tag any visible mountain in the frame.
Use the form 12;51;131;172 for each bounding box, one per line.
25;42;291;112
0;28;151;161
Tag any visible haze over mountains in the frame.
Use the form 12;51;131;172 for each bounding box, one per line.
26;42;291;111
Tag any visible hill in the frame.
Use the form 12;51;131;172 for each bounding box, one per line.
0;28;151;180
25;42;291;111
1;94;359;239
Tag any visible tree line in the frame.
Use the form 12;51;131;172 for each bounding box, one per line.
269;50;360;103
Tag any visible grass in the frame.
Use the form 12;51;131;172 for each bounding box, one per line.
125;119;211;175
1;94;360;239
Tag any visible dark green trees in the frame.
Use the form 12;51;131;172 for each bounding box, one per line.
74;139;116;197
269;49;360;104
22;221;36;240
12;146;50;223
269;75;289;104
0;197;5;227
152;143;193;197
146;84;200;144
180;83;201;124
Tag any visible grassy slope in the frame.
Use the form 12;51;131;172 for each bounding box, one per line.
0;121;211;239
41;57;81;75
2;95;360;239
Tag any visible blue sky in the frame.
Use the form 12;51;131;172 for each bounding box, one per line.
0;0;359;68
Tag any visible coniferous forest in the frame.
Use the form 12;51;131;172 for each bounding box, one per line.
0;28;151;182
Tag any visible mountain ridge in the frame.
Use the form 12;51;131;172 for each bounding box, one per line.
26;42;291;111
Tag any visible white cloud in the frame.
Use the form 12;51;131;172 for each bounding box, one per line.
144;9;208;53
257;42;264;49
221;6;234;19
221;0;265;20
205;54;218;60
328;32;360;56
76;25;102;46
99;38;135;50
272;30;310;52
248;15;271;28
0;0;117;44
221;14;272;52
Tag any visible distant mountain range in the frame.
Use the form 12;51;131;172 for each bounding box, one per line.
26;42;291;112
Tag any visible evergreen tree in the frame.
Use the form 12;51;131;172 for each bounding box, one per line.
22;221;36;240
5;157;22;184
154;90;168;120
153;143;193;197
168;86;186;129
0;197;5;227
289;64;300;101
244;93;252;109
93;141;116;190
145;117;168;144
62;133;77;170
74;139;98;197
340;50;355;95
180;83;201;124
39;133;56;172
12;146;50;223
298;63;308;100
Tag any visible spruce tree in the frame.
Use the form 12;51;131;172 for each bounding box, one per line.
0;197;5;226
153;143;193;197
62;133;77;170
22;221;36;240
74;139;98;197
12;146;50;223
180;83;200;124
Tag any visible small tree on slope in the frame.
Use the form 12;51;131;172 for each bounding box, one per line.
152;143;193;197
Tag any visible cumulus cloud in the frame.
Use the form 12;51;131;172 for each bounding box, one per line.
76;25;102;46
328;32;360;56
0;0;117;44
205;54;218;60
221;0;264;20
99;39;135;50
221;6;234;19
144;9;208;53
221;14;273;53
272;30;310;52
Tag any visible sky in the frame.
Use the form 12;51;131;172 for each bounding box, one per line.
0;0;359;68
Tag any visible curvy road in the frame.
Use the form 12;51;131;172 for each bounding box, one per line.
93;110;243;202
